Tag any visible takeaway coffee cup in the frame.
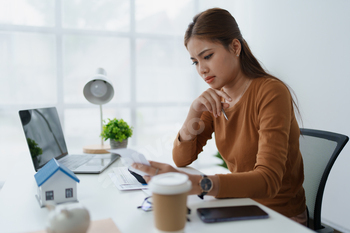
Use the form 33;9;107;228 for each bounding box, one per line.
149;172;192;233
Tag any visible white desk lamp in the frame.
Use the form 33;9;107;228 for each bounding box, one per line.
83;68;114;154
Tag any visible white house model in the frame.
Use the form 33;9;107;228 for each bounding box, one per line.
34;158;80;207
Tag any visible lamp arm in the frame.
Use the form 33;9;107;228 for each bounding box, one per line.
100;105;104;146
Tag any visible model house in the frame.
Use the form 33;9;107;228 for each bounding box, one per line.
34;158;80;207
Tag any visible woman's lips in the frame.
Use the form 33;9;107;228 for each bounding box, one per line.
205;76;215;84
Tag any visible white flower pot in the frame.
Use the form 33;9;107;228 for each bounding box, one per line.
110;138;128;149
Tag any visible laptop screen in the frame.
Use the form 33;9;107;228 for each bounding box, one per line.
19;107;68;171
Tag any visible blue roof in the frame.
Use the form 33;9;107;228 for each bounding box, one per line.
34;158;80;187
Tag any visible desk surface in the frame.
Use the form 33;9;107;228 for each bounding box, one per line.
0;155;315;233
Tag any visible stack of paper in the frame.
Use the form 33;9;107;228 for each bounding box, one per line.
109;167;147;191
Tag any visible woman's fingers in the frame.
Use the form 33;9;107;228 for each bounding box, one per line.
148;160;167;168
208;90;223;117
143;176;151;183
149;161;178;173
132;163;157;176
132;161;189;184
215;89;232;103
132;161;178;177
197;94;214;113
200;90;221;115
196;89;232;118
222;102;230;109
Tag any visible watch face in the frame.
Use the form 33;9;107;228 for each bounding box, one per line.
200;177;212;192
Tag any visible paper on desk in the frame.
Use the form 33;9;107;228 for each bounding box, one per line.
109;167;151;192
108;148;150;176
112;167;141;184
108;172;146;191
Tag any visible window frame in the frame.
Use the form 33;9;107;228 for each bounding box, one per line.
0;0;199;142
45;190;54;200
0;0;220;175
65;188;73;198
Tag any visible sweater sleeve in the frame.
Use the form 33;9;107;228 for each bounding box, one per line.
216;80;292;199
172;112;214;167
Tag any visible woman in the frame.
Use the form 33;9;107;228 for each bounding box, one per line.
132;8;307;225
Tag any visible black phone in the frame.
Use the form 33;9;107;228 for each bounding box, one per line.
128;168;147;184
197;205;269;223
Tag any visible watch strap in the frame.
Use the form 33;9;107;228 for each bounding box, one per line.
198;191;207;200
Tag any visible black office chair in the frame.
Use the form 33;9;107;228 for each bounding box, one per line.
299;128;348;233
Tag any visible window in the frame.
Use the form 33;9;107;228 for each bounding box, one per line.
0;0;236;182
46;191;54;201
65;188;73;198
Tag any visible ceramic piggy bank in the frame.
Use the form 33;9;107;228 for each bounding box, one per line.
46;205;90;233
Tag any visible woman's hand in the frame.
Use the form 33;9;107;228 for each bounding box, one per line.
192;88;231;118
132;161;179;183
178;88;232;142
132;161;220;196
132;161;202;195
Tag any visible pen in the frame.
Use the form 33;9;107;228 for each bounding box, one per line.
222;108;228;120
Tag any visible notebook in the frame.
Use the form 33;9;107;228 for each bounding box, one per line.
19;107;119;174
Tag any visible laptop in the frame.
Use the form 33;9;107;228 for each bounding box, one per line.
19;107;119;174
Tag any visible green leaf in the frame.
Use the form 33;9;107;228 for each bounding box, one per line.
100;118;133;142
214;151;228;169
27;138;43;159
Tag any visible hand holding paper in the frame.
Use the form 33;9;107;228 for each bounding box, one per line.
108;148;150;176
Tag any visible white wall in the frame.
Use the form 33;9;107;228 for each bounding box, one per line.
230;0;350;232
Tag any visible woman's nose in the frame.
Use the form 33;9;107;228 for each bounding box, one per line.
199;64;208;74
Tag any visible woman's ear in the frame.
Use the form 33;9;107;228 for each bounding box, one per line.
230;39;241;57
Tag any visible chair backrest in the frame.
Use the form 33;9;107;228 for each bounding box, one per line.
299;128;348;230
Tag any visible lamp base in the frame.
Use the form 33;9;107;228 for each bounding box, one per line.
83;144;111;154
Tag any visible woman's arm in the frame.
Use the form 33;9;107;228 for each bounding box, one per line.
173;88;231;167
172;111;213;167
178;104;204;141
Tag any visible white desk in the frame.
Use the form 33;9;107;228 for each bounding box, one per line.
0;155;315;233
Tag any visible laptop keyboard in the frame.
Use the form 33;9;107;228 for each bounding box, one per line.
59;155;94;170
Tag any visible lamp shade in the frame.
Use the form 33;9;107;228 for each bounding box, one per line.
82;68;114;154
83;68;114;105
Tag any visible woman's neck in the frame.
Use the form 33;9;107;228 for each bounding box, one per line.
222;74;252;107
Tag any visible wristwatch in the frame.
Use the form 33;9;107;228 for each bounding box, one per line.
198;175;213;199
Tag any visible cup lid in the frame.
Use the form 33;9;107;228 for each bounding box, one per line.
149;172;192;195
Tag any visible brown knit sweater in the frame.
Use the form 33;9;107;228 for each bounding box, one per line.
173;77;306;217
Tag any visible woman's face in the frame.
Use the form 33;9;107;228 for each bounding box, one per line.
187;37;241;90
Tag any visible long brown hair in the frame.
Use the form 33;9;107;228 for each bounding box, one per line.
184;8;301;119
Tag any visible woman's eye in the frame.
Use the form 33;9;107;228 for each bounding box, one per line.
204;53;213;60
192;61;198;65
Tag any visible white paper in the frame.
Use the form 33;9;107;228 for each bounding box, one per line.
108;148;151;176
108;167;150;191
113;167;140;184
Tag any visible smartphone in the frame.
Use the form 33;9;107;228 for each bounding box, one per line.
128;168;147;184
197;205;269;223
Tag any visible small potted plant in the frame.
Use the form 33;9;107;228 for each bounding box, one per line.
100;118;133;149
